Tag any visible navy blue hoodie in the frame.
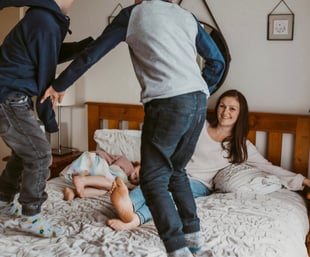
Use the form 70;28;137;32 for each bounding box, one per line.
0;0;71;133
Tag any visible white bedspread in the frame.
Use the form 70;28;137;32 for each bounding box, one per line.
0;177;308;257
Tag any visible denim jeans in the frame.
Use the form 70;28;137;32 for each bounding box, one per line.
131;179;211;225
140;91;207;253
0;94;52;216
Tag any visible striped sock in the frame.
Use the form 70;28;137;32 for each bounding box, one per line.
167;247;193;257
184;231;203;253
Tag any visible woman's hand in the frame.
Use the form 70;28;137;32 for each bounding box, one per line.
302;178;310;188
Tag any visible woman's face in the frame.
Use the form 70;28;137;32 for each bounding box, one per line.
217;96;240;128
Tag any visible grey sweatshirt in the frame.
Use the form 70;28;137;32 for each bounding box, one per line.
127;0;209;103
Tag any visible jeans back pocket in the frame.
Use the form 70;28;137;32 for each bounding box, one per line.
0;104;11;135
6;94;28;106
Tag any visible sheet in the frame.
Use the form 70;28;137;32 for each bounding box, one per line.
0;177;308;257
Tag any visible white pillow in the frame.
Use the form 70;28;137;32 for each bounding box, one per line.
213;163;282;194
94;129;141;162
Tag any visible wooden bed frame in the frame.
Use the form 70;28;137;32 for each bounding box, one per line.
86;101;310;177
85;101;310;254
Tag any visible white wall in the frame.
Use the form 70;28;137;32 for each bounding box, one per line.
1;0;309;172
62;0;310;150
52;0;141;153
203;0;310;113
0;8;22;172
63;0;310;115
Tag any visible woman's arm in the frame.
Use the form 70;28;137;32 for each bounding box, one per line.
245;140;305;191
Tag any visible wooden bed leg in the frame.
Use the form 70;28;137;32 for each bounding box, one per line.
307;230;310;256
306;192;310;257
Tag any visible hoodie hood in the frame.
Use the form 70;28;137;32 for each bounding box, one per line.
0;0;69;27
0;0;60;12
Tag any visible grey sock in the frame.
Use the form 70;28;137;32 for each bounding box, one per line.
167;247;193;257
184;231;203;253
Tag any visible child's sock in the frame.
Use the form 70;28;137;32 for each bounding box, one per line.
167;247;193;257
184;231;203;253
18;213;63;238
0;200;21;217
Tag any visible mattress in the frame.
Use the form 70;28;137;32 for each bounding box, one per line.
0;176;307;257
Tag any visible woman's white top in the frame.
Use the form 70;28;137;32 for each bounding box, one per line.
187;121;305;190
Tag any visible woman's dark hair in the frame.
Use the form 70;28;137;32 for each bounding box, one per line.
210;89;249;163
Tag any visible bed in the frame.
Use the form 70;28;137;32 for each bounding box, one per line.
0;102;309;257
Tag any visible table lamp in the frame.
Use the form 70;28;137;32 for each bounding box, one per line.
52;85;76;156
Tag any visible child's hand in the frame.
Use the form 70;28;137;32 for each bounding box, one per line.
126;183;136;190
40;86;65;110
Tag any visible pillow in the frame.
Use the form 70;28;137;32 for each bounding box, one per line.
213;163;282;194
94;129;141;162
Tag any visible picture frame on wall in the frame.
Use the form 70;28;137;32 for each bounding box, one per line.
267;13;294;40
108;3;123;24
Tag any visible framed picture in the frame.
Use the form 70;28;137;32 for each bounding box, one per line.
108;3;123;24
267;13;294;40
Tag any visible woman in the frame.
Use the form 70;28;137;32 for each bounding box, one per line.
107;89;310;231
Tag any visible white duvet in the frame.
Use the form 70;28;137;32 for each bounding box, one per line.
0;177;308;257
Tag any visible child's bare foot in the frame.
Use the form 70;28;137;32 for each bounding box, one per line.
64;187;75;201
72;176;86;198
110;177;135;223
106;213;140;231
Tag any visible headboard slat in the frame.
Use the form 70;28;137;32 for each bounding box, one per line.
248;130;256;145
87;104;100;151
267;132;283;166
108;120;120;129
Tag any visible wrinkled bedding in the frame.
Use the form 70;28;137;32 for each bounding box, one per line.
0;177;308;257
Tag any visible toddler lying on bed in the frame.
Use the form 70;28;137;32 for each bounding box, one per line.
61;150;140;201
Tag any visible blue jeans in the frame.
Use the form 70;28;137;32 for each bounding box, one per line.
140;91;207;253
131;179;211;225
0;94;52;216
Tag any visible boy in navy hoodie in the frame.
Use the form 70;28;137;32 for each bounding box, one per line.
0;0;77;238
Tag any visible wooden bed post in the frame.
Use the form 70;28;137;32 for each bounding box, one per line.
86;102;100;151
294;117;310;178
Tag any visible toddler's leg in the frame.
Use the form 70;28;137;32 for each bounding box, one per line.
110;177;135;223
63;187;76;201
73;175;113;198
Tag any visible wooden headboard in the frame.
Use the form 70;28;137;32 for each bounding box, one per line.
85;102;310;177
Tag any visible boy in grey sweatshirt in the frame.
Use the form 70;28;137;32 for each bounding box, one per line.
42;0;225;255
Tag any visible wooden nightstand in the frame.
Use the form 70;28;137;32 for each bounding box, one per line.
2;151;82;180
50;151;82;179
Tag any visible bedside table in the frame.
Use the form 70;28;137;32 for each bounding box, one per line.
2;151;82;180
50;151;82;179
